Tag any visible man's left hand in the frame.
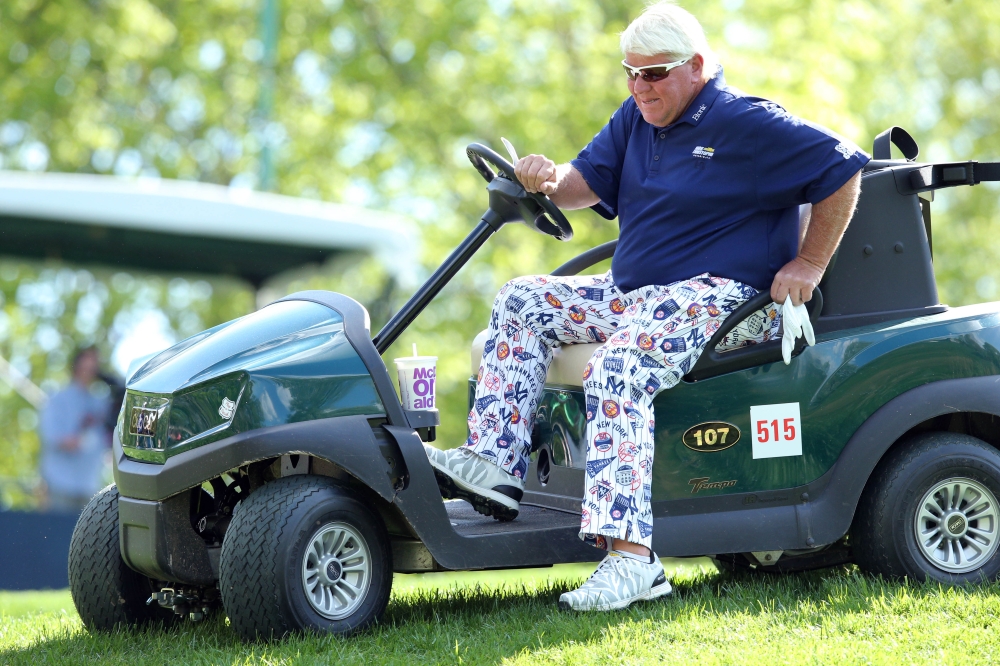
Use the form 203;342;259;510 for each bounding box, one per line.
770;256;824;306
771;171;862;307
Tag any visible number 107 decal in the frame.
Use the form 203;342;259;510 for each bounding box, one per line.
750;402;802;459
682;421;741;452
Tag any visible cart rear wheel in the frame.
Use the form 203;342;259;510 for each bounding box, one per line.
853;432;1000;583
219;476;392;641
68;485;175;631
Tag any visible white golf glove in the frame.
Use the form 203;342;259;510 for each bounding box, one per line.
779;294;815;365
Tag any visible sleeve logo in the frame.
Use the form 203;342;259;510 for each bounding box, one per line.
834;142;855;160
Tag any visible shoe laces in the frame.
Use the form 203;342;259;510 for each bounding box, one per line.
587;554;630;586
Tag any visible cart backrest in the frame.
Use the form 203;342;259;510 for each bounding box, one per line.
815;158;944;333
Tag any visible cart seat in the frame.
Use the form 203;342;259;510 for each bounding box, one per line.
471;329;597;388
470;307;782;387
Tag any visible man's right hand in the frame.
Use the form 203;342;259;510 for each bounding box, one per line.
514;154;558;195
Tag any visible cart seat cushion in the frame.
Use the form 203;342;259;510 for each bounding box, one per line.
470;329;598;387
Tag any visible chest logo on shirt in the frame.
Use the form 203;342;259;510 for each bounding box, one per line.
692;146;715;160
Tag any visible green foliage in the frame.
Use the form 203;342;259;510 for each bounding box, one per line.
1;0;999;496
8;564;1000;663
0;264;253;506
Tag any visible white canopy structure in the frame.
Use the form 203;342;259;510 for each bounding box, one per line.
0;171;415;286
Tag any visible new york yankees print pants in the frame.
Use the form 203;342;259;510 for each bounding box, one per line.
465;270;780;550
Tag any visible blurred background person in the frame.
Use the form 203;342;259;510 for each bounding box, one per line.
37;347;112;513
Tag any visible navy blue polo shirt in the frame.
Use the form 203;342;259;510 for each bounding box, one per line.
571;67;870;293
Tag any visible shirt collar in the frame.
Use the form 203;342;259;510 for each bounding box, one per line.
674;65;727;127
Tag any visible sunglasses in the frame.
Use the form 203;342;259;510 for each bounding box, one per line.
621;57;691;82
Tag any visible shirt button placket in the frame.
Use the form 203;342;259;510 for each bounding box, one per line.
651;130;665;172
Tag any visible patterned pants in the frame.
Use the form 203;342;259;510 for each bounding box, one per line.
465;271;780;549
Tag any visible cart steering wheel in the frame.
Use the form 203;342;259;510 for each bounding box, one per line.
466;143;574;241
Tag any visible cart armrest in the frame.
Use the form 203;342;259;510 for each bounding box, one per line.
685;288;823;382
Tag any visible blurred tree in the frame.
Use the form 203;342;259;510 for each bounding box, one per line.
0;0;998;504
0;263;253;506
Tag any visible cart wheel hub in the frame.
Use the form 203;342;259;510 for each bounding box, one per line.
324;559;342;583
302;522;372;620
944;512;968;538
914;477;1000;573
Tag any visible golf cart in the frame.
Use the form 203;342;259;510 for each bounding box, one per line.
69;129;1000;640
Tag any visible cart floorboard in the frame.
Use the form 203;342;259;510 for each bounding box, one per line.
445;500;580;537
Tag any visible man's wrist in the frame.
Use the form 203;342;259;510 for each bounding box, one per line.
794;254;827;274
551;163;573;189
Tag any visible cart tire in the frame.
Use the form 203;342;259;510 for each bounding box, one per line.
219;476;392;641
853;432;1000;583
68;485;174;631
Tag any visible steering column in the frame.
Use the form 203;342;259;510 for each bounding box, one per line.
373;143;574;354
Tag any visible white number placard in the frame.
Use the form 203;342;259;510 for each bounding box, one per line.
750;402;802;459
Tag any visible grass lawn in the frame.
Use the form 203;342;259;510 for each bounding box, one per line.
3;559;1000;665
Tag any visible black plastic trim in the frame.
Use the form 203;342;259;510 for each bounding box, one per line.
114;414;396;502
404;409;440;428
550;240;618;276
899;161;1000;194
873;126;919;161
813;305;948;334
817;167;942;330
119;493;216;585
276;291;407;428
685;289;822;382
889;161;1000;196
523;462;587;513
383;425;600;569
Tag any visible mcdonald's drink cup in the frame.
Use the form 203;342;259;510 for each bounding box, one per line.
395;350;437;410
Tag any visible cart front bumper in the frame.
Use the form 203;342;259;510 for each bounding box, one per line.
118;493;216;586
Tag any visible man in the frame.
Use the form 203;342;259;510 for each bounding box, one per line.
39;347;112;512
425;1;868;611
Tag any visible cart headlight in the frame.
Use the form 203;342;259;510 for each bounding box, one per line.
123;393;170;451
121;373;247;460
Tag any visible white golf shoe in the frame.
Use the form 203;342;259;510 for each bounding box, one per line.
423;444;524;521
558;551;672;611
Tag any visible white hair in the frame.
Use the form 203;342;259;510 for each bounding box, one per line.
620;2;717;73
